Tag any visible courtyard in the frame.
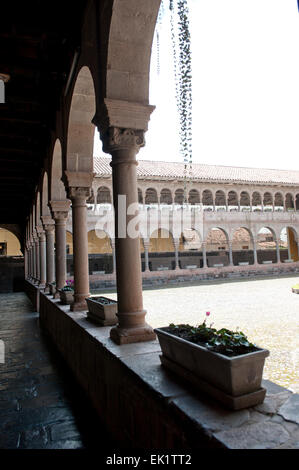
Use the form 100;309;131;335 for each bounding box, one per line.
99;274;299;393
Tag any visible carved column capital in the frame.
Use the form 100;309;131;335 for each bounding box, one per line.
68;186;91;201
49;200;71;221
102;127;145;157
41;216;55;232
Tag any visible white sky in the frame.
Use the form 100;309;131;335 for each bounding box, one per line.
95;0;299;171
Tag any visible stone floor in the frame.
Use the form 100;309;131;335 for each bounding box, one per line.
0;292;116;449
99;273;299;394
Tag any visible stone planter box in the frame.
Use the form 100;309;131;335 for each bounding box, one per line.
49;283;56;295
262;261;272;264
155;328;269;410
157;266;169;271
186;265;197;269
59;289;74;305
213;263;224;267
86;296;117;326
284;259;294;263
238;262;249;266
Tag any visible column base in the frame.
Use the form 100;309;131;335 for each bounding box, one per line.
70;294;89;312
110;323;156;345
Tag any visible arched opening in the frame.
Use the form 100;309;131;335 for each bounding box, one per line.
174;188;184;205
0;228;22;257
202;189;213;209
88;229;113;274
160;188;172;205
205;228;229;267
138;188;143;204
257;227;277;264
149;228;174;271
145;188;158;204
263;192;273;211
252;191;262;212
50;139;67;201
188;189;200;205
285;193;294;211
179;229;201;269
295;194;299;211
240;191;250;211
97;186;111;204
227;191;238;211
279;227;299;262
87;188;95;205
274;192;284;211
232;227;254;265
215;190;226;210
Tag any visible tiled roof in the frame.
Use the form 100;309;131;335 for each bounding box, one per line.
93;156;299;185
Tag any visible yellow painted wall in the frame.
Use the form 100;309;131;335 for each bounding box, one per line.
88;230;112;254
0;229;22;256
66;231;73;254
149;229;174;253
288;228;299;261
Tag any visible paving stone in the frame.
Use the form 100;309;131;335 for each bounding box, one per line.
278;394;299;424
214;421;290;449
254;391;292;415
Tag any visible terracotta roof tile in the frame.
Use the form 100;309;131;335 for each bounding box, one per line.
93;156;299;186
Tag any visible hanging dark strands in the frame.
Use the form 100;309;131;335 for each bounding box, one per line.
156;2;165;75
169;0;193;204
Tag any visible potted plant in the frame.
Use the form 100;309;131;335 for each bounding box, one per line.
154;313;270;410
59;280;74;305
86;296;118;326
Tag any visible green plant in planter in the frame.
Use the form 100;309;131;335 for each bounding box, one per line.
166;312;257;357
60;279;74;291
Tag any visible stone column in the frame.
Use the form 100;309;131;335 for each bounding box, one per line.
37;228;46;288
173;238;180;270
50;201;71;298
29;239;34;279
228;240;234;266
111;238;116;274
253;239;258;265
42;216;55;292
101;126;155;344
65;172;93;312
202;241;207;268
276;239;281;263
143;240;150;272
33;231;40;283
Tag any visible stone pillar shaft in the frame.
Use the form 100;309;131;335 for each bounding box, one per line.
69;187;90;311
174;239;180;270
42;218;55;291
143;241;150;272
202;241;207;268
102;127;155;344
39;230;46;287
228;241;233;266
253;239;258;265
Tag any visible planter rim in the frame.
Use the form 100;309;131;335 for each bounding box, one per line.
86;296;117;304
154;327;270;364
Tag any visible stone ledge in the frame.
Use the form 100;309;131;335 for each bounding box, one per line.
37;290;299;449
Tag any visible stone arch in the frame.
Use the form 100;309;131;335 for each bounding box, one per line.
205;227;229;266
179;228;201;252
160;188;173;205
188;189;200;204
97;186;111;204
50;139;67;201
104;0;161;104
145;187;158;204
66;66;96;173
87;188;95;204
41;171;51;217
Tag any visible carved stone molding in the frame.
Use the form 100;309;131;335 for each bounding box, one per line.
68;186;91;201
49;200;71;221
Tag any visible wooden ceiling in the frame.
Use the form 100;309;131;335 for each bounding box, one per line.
0;1;87;230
